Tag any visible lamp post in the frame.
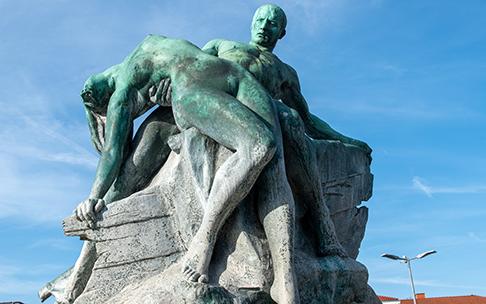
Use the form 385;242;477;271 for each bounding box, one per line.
381;250;437;304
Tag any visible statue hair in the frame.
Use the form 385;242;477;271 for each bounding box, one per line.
254;4;287;30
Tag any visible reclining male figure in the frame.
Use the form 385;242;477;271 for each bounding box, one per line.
41;34;299;304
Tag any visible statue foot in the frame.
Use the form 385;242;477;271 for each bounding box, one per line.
39;286;71;304
181;231;211;283
39;266;76;304
318;243;348;258
270;275;299;304
39;286;52;302
182;265;209;283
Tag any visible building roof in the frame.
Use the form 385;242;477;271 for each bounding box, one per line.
379;295;399;301
401;295;486;304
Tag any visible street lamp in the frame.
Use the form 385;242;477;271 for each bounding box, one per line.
381;250;437;304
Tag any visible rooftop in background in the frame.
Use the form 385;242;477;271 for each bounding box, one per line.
379;294;486;304
379;295;399;301
400;295;486;304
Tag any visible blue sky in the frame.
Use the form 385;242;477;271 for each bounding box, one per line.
0;0;485;303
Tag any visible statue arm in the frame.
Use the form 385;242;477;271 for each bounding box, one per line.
88;88;132;200
308;112;372;154
281;68;372;154
202;39;223;55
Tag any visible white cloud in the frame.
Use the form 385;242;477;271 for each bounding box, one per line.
17;113;97;168
380;63;407;76
412;176;486;197
468;232;486;244
277;0;348;34
320;99;480;120
0;72;97;167
29;238;78;252
0;74;95;223
0;261;66;297
0;153;89;223
412;177;433;197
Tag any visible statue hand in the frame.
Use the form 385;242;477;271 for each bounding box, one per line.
74;198;105;228
149;78;172;106
346;139;372;163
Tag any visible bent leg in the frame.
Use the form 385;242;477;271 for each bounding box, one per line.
173;86;276;283
278;103;346;257
104;107;178;204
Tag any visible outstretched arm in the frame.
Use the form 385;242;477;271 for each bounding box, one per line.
281;69;371;154
308;112;372;154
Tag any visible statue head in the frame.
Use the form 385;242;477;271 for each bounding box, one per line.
250;4;287;51
81;73;113;112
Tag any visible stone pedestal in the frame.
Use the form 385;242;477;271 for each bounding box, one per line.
63;134;379;304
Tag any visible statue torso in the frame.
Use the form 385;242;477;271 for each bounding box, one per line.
215;40;293;100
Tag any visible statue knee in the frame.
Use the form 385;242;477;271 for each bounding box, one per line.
251;130;277;167
288;108;304;127
278;108;305;145
278;107;303;128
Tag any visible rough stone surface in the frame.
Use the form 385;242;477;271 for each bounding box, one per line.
64;131;379;304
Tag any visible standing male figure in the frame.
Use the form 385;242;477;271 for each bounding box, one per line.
203;4;371;257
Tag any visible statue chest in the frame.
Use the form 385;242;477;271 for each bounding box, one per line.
217;47;287;99
249;55;286;99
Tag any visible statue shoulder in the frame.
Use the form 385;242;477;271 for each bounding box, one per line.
139;34;168;48
127;34;168;61
144;34;167;41
281;62;300;88
204;39;259;56
217;39;250;48
261;52;294;78
202;39;224;54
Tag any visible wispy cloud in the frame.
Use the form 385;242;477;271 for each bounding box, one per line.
412;177;433;197
468;232;486;244
320;99;480;120
29;238;78;252
18;113;97;168
277;0;348;34
379;63;407;76
0;261;66;297
0;70;97;167
0;74;95;223
412;176;486;197
0;154;89;223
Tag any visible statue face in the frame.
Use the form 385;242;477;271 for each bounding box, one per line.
251;5;285;49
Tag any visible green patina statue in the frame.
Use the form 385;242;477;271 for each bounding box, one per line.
40;4;372;304
41;34;298;304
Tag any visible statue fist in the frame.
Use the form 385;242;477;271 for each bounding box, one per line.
347;139;371;154
149;78;172;106
74;198;105;228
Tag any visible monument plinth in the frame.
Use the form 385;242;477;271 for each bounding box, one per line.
60;131;378;303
